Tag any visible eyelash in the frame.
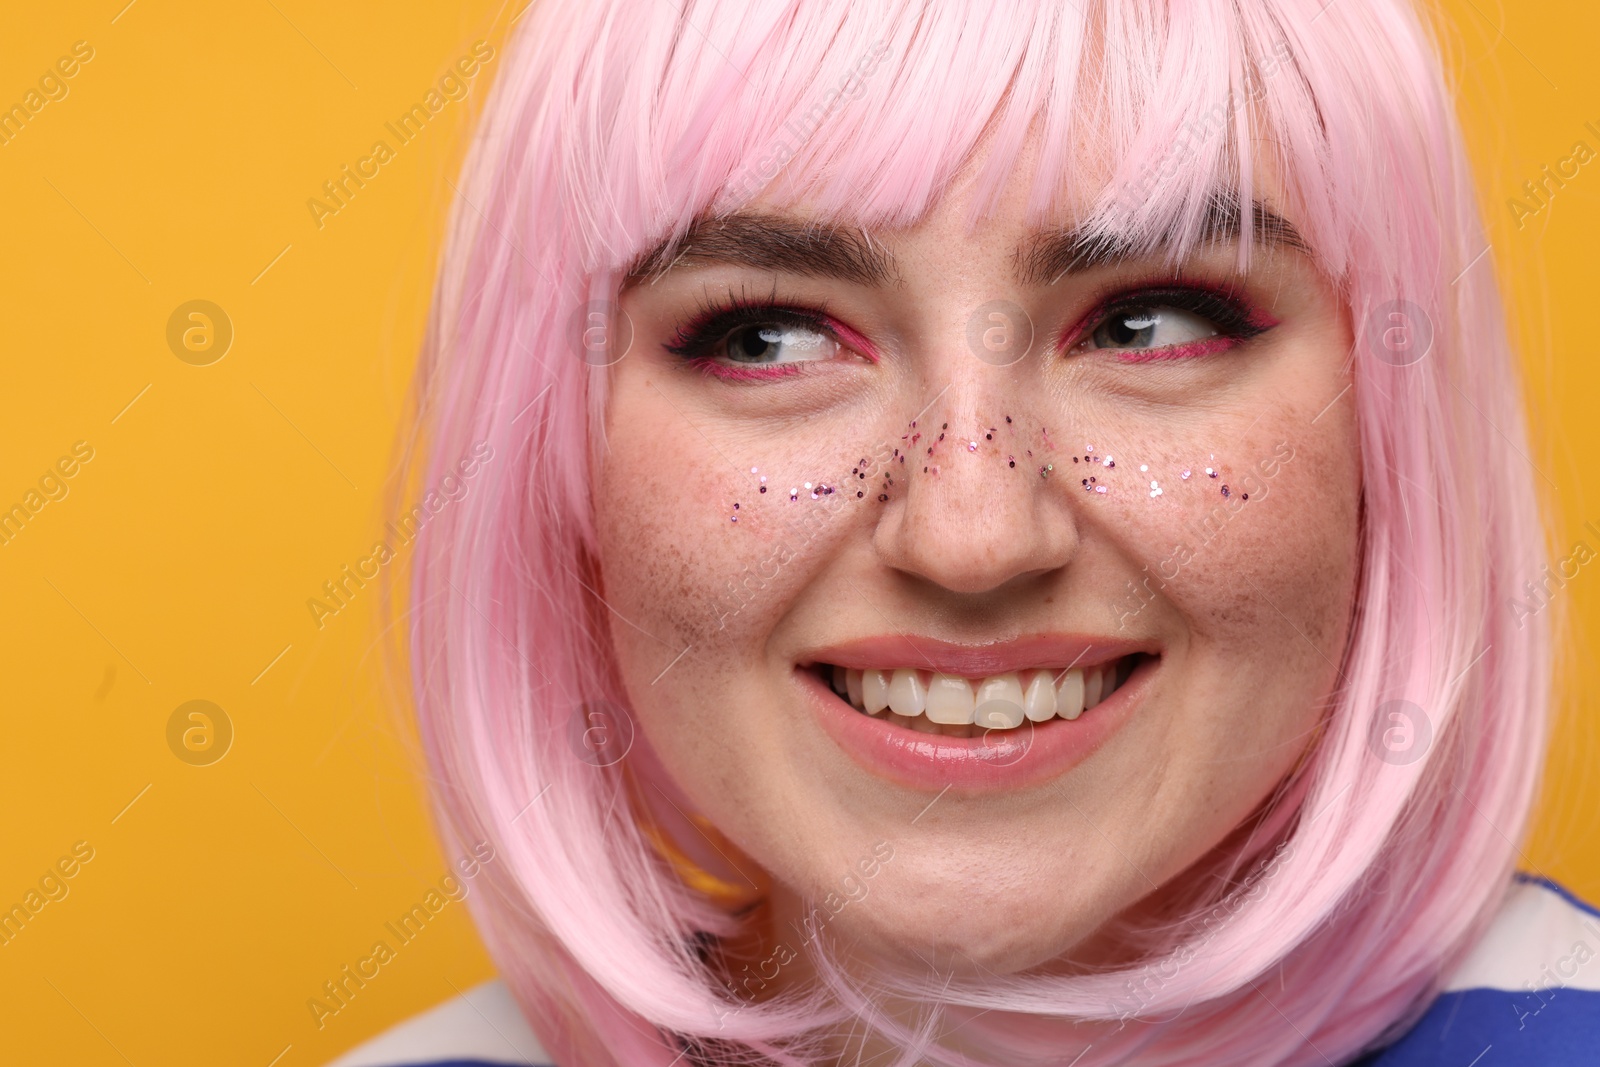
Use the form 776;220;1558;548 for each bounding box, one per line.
662;284;1275;378
664;291;854;380
1062;284;1276;363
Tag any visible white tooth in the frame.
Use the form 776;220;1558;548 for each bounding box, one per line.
925;673;976;725
975;693;1024;729
975;672;1023;711
847;669;864;708
1084;665;1104;709
832;664;847;695
1056;668;1086;721
974;672;1026;728
863;669;891;713
1022;670;1056;722
887;668;927;717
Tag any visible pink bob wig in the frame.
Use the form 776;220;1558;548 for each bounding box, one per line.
390;0;1555;1063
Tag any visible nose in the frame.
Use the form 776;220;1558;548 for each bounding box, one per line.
871;371;1081;596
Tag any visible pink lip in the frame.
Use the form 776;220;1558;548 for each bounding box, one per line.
797;653;1156;795
797;633;1154;677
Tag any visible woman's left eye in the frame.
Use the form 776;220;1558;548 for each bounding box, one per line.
1067;288;1271;360
1085;306;1218;352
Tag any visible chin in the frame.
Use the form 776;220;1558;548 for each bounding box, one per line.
816;875;1105;977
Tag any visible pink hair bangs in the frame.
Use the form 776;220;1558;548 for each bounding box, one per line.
393;0;1555;1063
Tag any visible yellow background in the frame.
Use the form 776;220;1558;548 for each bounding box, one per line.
0;2;1594;1064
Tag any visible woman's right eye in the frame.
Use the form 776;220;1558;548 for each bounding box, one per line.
663;302;856;375
717;322;840;365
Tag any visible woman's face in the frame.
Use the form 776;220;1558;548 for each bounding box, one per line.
594;143;1361;979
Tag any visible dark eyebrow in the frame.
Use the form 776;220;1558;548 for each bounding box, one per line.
624;194;1311;289
624;213;897;287
1014;194;1313;287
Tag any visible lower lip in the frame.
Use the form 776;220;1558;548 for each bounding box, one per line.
798;659;1153;795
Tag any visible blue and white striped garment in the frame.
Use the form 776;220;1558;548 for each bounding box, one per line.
326;874;1600;1067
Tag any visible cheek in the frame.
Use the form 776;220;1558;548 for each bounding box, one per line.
1091;422;1359;656
591;372;891;744
1175;432;1360;655
595;396;839;655
1053;419;1360;893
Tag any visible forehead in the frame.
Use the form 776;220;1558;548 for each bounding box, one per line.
624;36;1324;284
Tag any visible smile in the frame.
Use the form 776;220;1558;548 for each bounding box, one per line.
796;635;1159;793
810;656;1146;739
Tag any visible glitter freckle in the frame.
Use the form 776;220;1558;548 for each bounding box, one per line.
968;441;978;452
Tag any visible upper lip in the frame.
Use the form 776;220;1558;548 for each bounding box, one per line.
796;633;1158;676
